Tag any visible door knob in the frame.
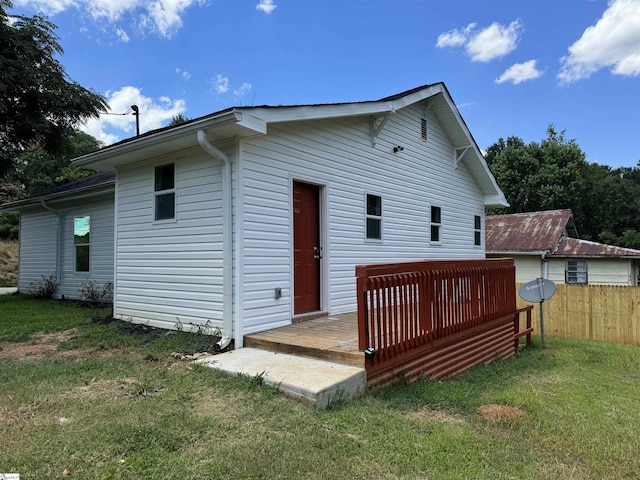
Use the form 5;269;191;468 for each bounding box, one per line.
313;246;323;260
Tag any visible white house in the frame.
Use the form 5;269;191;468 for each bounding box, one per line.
486;209;640;286
6;83;508;350
1;172;115;298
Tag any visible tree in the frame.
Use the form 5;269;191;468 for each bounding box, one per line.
0;130;102;240
14;130;102;195
487;126;640;249
168;114;191;126
487;126;590;226
0;0;106;177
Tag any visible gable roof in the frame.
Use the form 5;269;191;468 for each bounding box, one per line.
485;209;576;253
554;237;640;258
486;209;640;259
72;82;508;208
0;171;115;212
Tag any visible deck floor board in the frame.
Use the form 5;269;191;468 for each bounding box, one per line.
244;312;364;367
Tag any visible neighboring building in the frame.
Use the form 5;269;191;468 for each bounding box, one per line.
3;83;508;350
1;172;115;298
486;209;640;286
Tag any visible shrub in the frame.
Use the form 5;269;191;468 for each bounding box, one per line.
78;280;113;308
29;274;59;299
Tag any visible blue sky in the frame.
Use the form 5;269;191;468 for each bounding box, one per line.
10;0;640;168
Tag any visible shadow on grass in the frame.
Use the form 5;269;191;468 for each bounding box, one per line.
369;340;560;414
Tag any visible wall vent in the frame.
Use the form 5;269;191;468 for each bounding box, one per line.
421;117;427;141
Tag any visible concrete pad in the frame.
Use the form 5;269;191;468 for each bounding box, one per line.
196;348;367;409
0;287;17;295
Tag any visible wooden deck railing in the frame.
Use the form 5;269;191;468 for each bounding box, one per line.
356;259;526;385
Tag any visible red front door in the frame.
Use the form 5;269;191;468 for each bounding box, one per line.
293;181;321;314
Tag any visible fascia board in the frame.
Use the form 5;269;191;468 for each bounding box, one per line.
0;183;115;212
72;111;266;169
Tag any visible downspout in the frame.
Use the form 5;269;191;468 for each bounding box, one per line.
40;200;62;287
197;130;233;351
542;252;549;279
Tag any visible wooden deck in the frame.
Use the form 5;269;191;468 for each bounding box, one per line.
244;312;364;367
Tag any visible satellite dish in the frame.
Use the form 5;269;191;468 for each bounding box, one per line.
518;278;557;346
519;278;556;303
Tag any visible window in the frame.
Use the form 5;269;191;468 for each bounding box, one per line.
431;206;441;243
366;194;382;240
155;163;175;221
566;260;588;284
474;215;482;246
74;216;90;272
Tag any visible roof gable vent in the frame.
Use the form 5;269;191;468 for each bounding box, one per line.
421;117;427;141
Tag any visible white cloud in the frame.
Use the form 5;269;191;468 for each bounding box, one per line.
13;0;77;16
436;20;523;62
79;86;186;145
176;68;191;80
496;60;543;84
212;74;229;94
233;82;252;98
256;0;276;14
436;23;476;48
558;0;640;83
116;27;129;43
466;20;522;62
14;0;205;38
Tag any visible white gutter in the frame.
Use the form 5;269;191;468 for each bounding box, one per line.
197;130;233;351
40;200;62;286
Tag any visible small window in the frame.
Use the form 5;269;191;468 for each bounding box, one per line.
431;206;441;243
74;216;90;272
366;194;382;240
155;163;175;221
474;215;482;246
421;118;428;141
566;260;587;284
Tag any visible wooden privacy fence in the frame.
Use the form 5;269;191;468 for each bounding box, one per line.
516;283;640;345
356;259;532;387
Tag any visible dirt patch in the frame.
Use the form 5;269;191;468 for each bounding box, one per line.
477;404;526;422
0;330;78;360
0;329;124;361
62;377;142;401
407;407;466;424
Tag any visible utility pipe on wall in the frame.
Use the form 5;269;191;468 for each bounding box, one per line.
197;130;233;351
40;200;62;286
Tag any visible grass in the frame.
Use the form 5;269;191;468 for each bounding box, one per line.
1;295;640;479
0;239;18;287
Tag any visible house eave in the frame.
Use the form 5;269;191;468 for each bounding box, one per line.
73;110;267;170
0;182;115;213
487;250;548;257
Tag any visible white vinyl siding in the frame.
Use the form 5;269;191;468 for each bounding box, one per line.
58;195;114;298
240;103;486;334
548;257;637;286
17;209;58;293
17;194;114;299
114;153;227;331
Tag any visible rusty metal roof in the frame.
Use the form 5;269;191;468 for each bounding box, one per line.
485;209;575;253
554;237;640;257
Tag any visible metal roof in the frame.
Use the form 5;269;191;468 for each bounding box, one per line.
0;171;115;212
485;209;575;253
554;237;640;258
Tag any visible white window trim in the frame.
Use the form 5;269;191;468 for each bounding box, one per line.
474;214;482;247
430;205;442;245
153;163;177;224
566;259;588;284
364;192;383;243
74;215;91;273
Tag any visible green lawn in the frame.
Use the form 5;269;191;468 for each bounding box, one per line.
1;294;639;479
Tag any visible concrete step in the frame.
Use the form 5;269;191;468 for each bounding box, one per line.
196;348;367;409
